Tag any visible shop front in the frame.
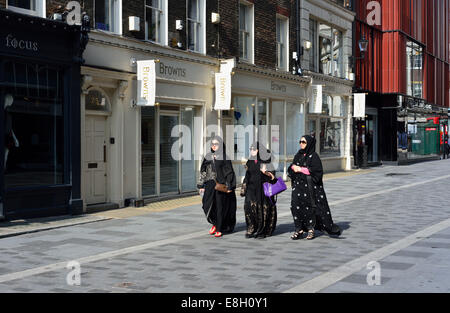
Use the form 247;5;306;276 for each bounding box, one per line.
81;31;217;207
0;9;85;220
397;97;448;164
223;63;310;182
307;75;353;172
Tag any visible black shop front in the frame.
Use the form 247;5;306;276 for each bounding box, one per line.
0;9;86;220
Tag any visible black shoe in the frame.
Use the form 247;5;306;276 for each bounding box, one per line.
255;233;266;239
245;233;255;238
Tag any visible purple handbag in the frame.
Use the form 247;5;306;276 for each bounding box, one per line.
263;177;287;198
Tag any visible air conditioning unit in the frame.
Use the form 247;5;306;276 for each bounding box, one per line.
129;16;140;32
176;20;184;30
211;12;220;24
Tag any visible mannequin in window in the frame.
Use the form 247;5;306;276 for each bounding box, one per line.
4;94;19;170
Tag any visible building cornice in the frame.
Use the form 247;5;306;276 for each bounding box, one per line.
306;0;356;21
88;30;220;67
305;70;354;87
235;62;311;86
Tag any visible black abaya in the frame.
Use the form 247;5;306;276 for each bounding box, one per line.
242;155;277;238
288;136;341;236
197;137;237;233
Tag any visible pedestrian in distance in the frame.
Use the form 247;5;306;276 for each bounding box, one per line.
197;136;237;238
288;135;341;240
240;142;278;239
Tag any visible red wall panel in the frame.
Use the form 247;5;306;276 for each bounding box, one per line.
354;0;450;108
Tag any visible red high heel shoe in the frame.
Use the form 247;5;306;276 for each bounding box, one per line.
209;225;216;235
214;232;222;237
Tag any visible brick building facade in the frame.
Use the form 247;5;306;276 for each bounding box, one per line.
0;0;353;213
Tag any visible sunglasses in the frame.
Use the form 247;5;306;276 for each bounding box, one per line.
250;147;257;151
211;142;220;146
300;140;307;144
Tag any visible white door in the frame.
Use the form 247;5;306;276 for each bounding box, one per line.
84;115;107;204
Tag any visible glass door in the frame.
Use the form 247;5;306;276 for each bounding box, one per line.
159;112;179;194
180;108;196;192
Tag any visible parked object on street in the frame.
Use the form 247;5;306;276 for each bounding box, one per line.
288;135;341;240
197;136;237;238
241;142;278;239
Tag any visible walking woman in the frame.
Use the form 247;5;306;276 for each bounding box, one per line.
240;142;277;239
288;135;341;240
197;136;237;237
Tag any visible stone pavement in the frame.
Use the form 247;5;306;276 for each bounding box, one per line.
0;161;449;293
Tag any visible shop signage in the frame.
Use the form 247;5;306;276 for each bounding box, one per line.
5;34;39;52
310;85;323;114
353;93;366;118
137;60;156;106
159;62;187;78
271;81;287;93
214;72;231;110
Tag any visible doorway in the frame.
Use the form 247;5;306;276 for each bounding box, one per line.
141;105;199;198
84;115;107;204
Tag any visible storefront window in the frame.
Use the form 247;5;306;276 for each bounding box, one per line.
270;100;284;173
320;118;343;158
233;96;255;160
141;106;156;196
257;98;267;145
3;61;64;189
286;103;305;156
403;113;441;159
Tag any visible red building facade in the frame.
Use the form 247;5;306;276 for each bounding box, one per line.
353;0;450;164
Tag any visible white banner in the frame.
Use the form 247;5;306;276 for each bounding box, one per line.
137;60;156;106
309;85;322;114
353;93;366;118
214;72;231;110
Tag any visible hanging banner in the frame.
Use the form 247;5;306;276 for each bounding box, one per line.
214;72;231;110
309;85;322;114
137;60;156;106
353;93;366;118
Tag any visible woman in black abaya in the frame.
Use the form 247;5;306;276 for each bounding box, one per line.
197;136;237;237
288;135;341;240
240;142;277;239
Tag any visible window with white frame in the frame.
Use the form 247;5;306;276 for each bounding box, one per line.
94;0;122;34
239;2;254;63
276;15;289;71
310;20;345;78
187;0;206;53
7;0;45;17
145;0;167;45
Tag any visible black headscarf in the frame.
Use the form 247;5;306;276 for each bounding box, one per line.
249;141;271;163
299;135;316;156
207;136;227;161
292;135;323;183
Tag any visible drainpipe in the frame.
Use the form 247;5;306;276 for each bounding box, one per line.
295;0;303;76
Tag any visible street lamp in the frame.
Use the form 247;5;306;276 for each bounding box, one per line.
349;35;369;66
